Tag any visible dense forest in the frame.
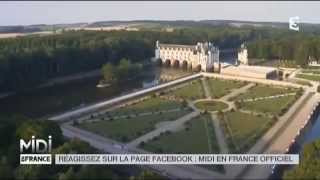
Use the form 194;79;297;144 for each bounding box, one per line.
0;31;152;92
247;31;320;66
1;26;320;92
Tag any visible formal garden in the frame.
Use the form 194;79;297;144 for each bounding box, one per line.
139;114;219;154
219;84;302;153
73;76;303;157
165;79;205;100
236;94;301;116
296;73;320;81
107;96;188;116
76;109;191;142
218;110;276;153
232;84;300;101
206;78;248;98
194;100;228;112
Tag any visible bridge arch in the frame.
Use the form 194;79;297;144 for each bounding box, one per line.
194;64;202;72
164;59;171;67
173;60;180;68
181;60;188;69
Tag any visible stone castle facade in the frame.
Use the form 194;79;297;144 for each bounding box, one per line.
155;41;220;72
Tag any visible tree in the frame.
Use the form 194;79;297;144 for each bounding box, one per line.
0;157;13;179
58;167;76;180
283;139;320;179
101;63;116;83
101;58;142;84
15;119;64;148
116;58;130;79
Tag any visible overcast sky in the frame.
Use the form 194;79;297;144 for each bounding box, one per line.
1;1;320;26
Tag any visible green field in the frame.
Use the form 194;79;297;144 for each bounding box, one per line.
171;80;205;100
222;111;275;153
291;79;313;86
233;84;298;101
194;100;228;112
301;69;320;74
140;114;219;154
239;95;299;116
296;73;320;81
109;96;184;116
207;78;247;98
77;110;190;142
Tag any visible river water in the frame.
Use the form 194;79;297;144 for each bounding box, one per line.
0;66;191;119
301;114;320;144
270;106;320;179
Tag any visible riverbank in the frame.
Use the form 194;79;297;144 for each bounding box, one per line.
270;101;320;179
0;66;192;119
0;69;101;99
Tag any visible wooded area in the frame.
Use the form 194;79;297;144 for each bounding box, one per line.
0;27;319;92
247;32;320;65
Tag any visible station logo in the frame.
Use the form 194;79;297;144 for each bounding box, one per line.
20;135;52;165
289;16;300;31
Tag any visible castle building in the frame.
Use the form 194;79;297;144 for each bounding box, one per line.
237;44;248;65
155;41;220;72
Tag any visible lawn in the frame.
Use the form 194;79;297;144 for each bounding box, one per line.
140;114;219;154
206;78;247;98
296;73;320;81
233;84;298;101
301;69;320;74
109;96;184;116
77;110;190;142
238;95;299;116
194;100;228;112
171;80;205;100
221;111;275;153
291;79;313;86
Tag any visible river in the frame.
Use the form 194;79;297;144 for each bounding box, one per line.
301;114;320;144
0;66;192;119
270;106;320;179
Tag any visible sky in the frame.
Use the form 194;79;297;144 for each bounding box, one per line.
1;1;320;26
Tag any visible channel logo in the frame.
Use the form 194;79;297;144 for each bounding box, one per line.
289;16;300;31
20;136;52;165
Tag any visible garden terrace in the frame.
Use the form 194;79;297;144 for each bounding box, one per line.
232;84;299;101
168;79;205;100
76;109;191;142
296;73;320;82
140;114;219;154
219;111;276;153
194;100;228;112
206;78;248;98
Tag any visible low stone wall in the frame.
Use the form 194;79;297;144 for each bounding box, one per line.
49;73;202;121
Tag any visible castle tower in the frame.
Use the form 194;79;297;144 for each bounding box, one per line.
238;43;248;65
